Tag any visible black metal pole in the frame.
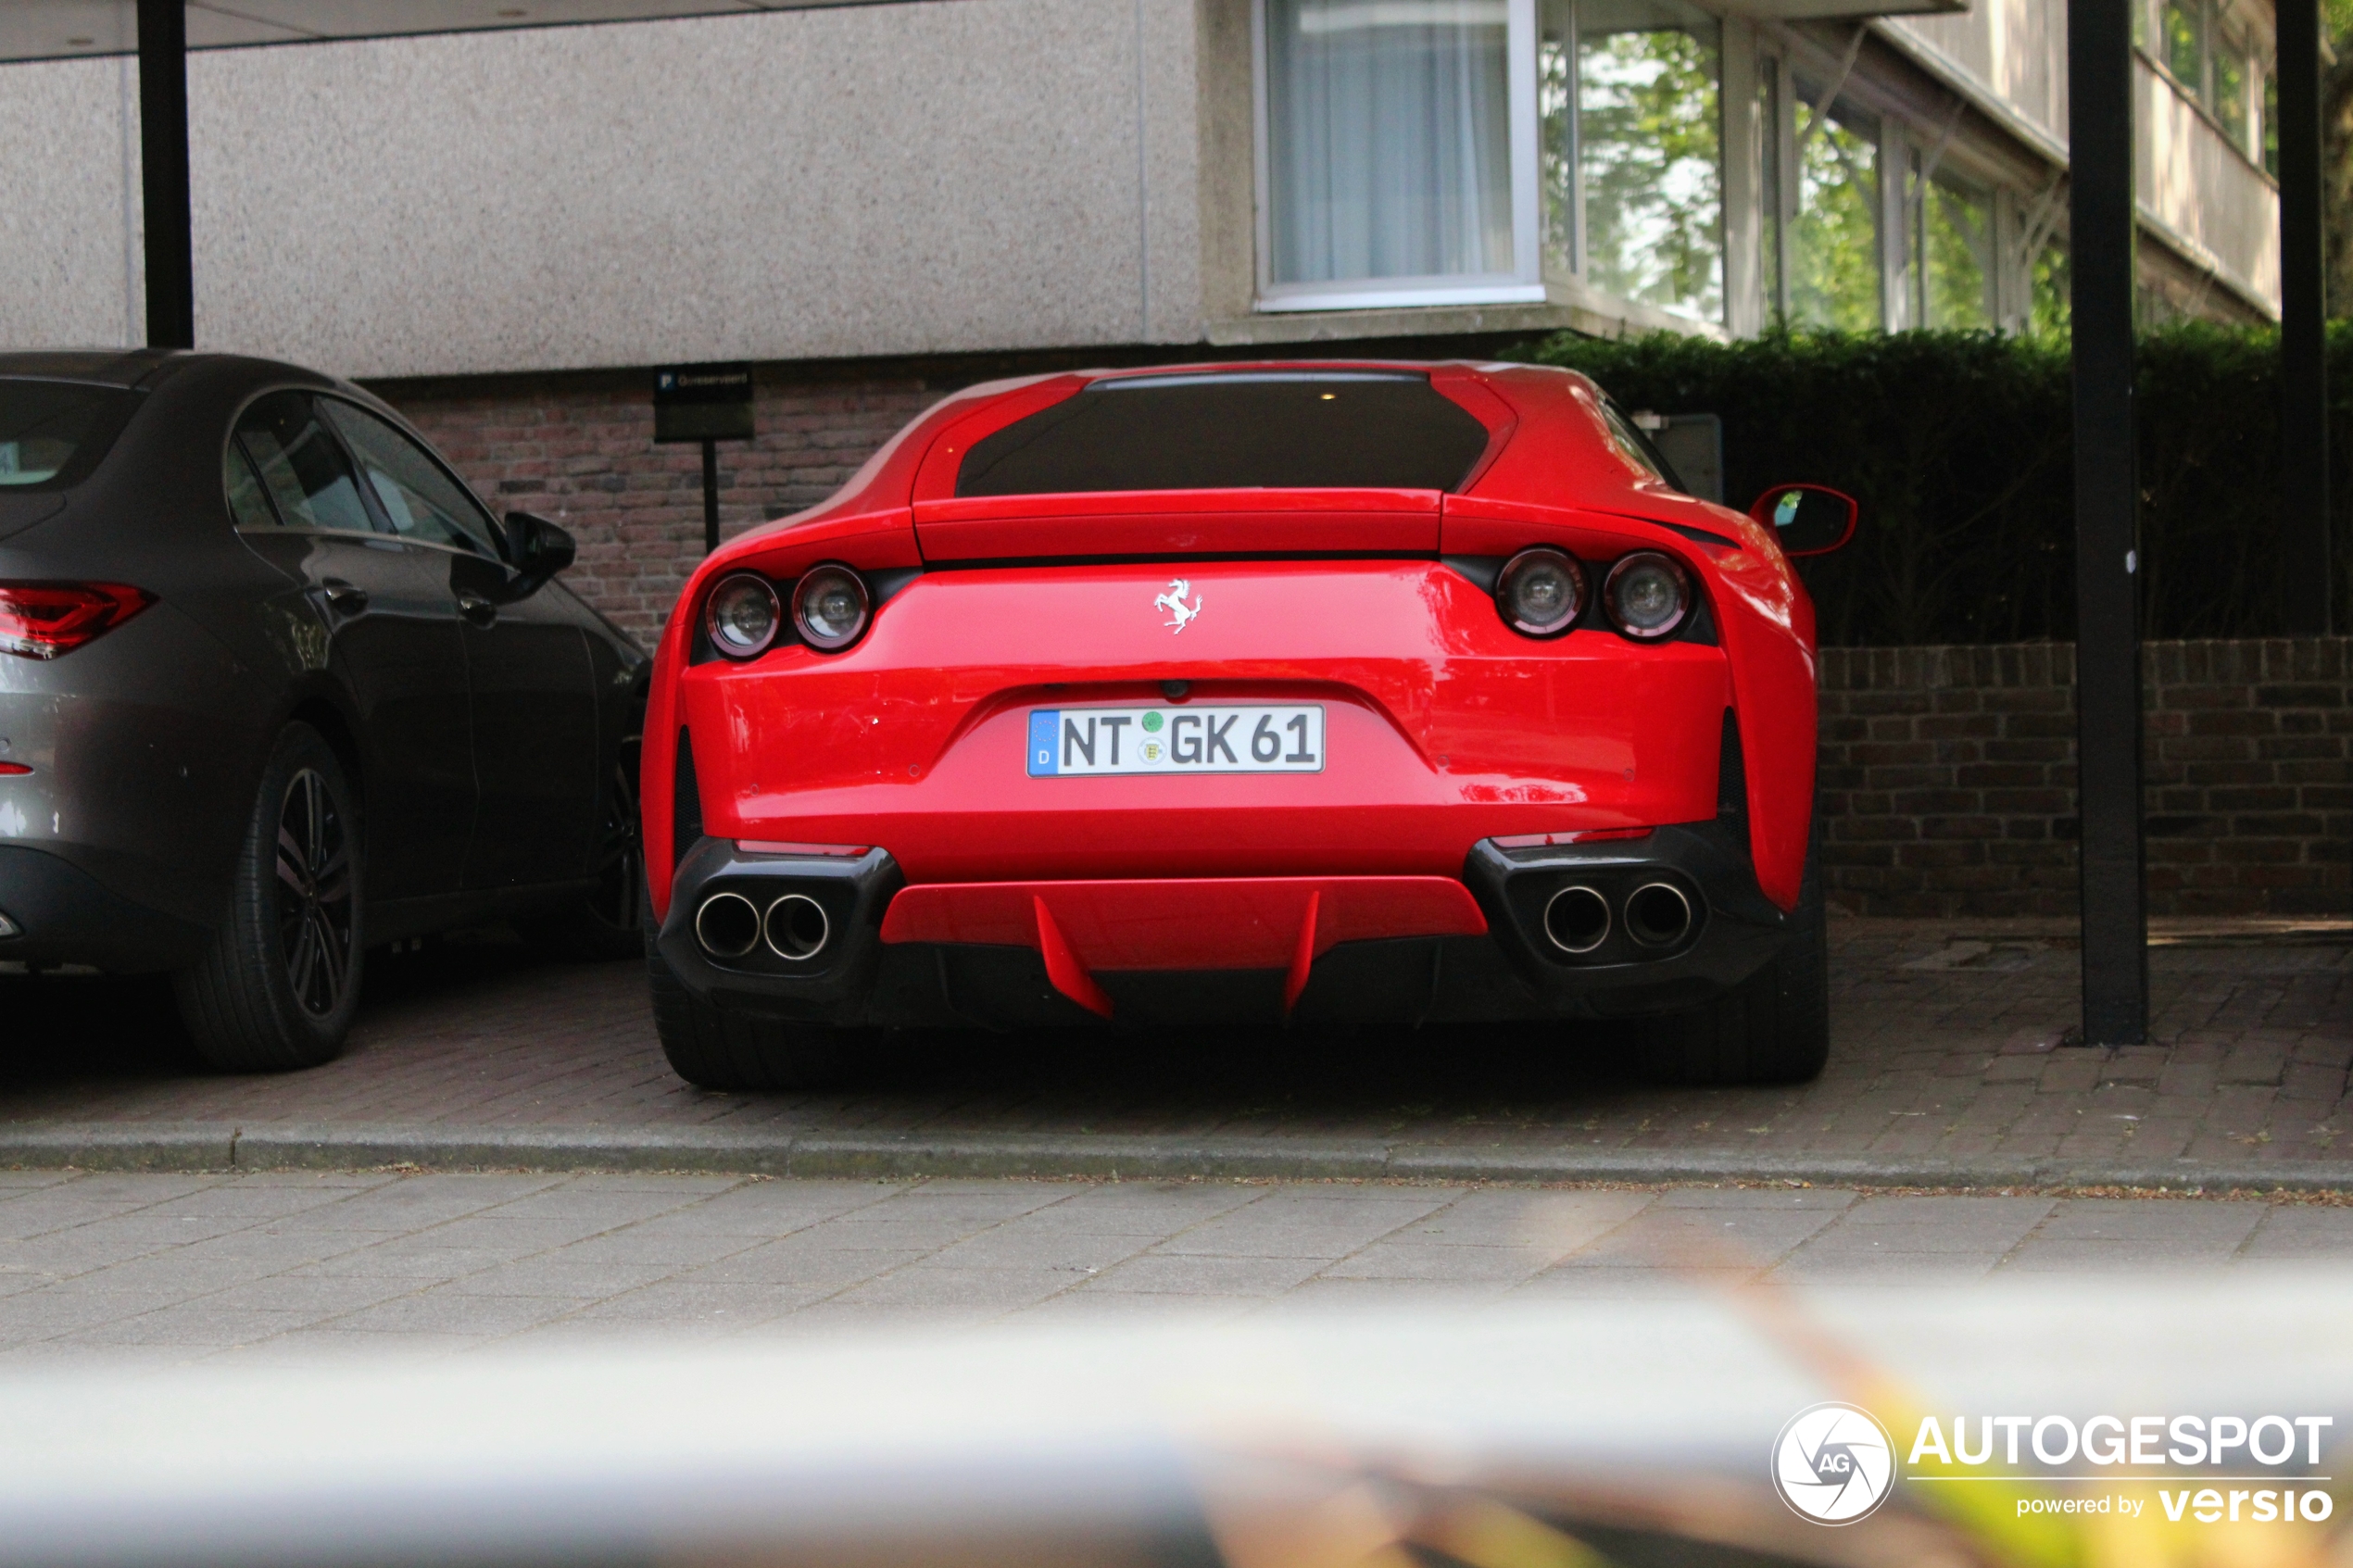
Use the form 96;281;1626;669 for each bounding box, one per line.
135;0;194;349
2068;0;2147;1044
2277;0;2333;635
701;439;720;554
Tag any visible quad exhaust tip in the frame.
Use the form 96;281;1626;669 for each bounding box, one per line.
693;890;832;962
762;893;830;961
1625;882;1693;947
1542;884;1611;955
693;891;761;959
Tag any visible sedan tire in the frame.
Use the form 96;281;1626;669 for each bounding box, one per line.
517;738;644;961
173;723;365;1072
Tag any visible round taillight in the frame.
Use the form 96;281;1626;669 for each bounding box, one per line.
1604;552;1692;641
705;573;781;659
792;565;870;652
1495;547;1586;637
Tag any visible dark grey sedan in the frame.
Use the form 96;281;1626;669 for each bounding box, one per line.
0;350;648;1070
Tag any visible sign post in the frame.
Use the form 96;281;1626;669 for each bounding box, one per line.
653;364;755;555
2067;0;2147;1045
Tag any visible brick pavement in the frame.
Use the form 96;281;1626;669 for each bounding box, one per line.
0;919;2344;1176
3;1170;2348;1361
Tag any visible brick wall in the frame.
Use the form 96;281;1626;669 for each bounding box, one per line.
374;366;940;642
1818;639;2352;918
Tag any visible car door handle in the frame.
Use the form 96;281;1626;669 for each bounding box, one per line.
457;593;497;627
320;581;368;614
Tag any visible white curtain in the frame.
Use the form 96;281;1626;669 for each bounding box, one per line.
1266;0;1516;284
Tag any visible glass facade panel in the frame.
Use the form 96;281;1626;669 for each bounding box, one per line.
2162;0;2203;94
1265;0;1516;286
2032;243;2071;336
2264;69;2278;174
1919;172;1994;328
1758;65;1784;322
1788;88;1881;332
2212;38;2247;149
1544;0;1723;322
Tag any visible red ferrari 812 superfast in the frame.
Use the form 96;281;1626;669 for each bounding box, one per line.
639;362;1856;1089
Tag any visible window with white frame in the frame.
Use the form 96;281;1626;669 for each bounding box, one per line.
2153;0;2269;164
1256;0;1541;310
1783;78;1881;332
1540;0;1725;325
1912;166;1995;329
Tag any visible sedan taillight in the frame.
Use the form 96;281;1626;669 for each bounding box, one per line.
0;583;155;659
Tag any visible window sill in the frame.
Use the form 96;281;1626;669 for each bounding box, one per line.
1254;282;1550;314
1210;280;1725;349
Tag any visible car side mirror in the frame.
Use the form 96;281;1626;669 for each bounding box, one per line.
1748;483;1857;556
502;511;576;596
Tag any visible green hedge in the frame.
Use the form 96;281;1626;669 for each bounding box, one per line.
1512;324;2353;645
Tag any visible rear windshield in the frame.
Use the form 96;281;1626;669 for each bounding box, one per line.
956;371;1493;497
0;380;139;491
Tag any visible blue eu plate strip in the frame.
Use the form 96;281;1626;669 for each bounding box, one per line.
1026;710;1059;776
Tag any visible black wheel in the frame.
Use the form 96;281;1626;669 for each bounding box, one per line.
173;723;364;1072
1641;841;1829;1087
518;737;645;960
644;893;872;1089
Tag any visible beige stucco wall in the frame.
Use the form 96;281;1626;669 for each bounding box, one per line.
0;53;143;349
1890;0;2069;154
2134;56;2282;311
0;0;1205;379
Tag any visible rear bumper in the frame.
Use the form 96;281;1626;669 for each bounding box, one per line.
654;821;1791;1028
0;845;213;974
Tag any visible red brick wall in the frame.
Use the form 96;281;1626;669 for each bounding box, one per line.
1818;639;2352;918
375;369;2349;921
372;366;938;641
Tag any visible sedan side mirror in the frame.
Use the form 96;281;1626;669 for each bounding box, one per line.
502;511;577;596
1748;484;1857;556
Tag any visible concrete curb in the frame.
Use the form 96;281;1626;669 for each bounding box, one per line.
3;1121;2350;1192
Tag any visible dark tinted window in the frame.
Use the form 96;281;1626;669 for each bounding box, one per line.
955;371;1493;497
1599;400;1689;495
0;380;139;491
234;392;374;534
321;398;500;556
223;441;280;530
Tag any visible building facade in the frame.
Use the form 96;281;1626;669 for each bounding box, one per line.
0;0;2288;637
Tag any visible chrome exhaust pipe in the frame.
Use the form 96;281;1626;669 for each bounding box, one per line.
1624;882;1693;947
763;893;830;961
1542;884;1611;955
693;891;761;959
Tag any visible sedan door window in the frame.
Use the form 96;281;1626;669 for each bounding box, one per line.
234;392;375;534
223;441;282;531
319;399;501;558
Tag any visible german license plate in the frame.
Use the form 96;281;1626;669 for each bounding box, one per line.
1026;705;1325;776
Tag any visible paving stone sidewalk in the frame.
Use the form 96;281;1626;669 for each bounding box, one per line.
4;1170;2349;1362
1;919;2344;1180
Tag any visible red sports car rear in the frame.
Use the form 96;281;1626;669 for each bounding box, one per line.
639;363;1854;1089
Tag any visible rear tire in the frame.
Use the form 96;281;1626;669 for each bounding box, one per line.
517;738;643;961
174;723;364;1072
645;893;871;1090
1641;842;1829;1087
